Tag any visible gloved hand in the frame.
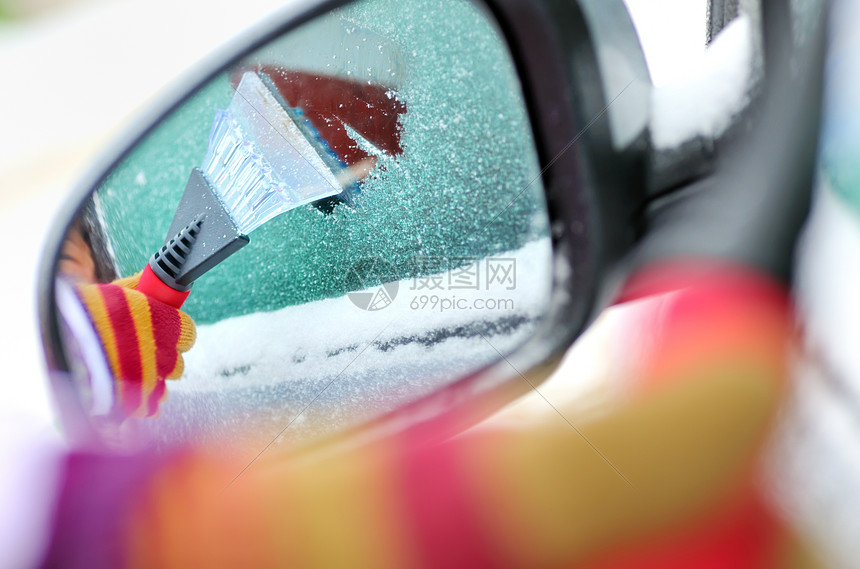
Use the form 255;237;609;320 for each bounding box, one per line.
75;272;196;418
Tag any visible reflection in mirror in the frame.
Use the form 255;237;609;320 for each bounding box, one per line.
55;0;554;454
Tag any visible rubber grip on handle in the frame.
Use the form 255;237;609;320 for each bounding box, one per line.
137;264;191;309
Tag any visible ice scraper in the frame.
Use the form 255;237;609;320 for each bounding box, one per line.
137;71;348;308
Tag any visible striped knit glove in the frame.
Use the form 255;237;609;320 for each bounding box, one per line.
76;273;196;418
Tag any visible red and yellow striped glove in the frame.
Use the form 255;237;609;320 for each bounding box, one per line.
75;273;196;418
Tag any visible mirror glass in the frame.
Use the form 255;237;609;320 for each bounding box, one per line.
54;0;553;454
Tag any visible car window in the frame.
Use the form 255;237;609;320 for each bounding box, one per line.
77;0;554;448
95;0;550;325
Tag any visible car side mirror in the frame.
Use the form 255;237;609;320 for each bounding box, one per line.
41;0;624;455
